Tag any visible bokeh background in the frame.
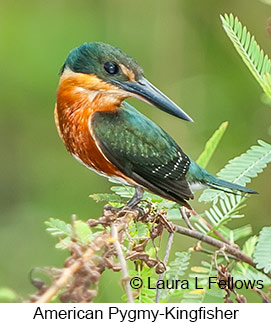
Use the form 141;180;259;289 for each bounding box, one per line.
0;0;271;302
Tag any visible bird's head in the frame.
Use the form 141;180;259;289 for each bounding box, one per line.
59;42;193;121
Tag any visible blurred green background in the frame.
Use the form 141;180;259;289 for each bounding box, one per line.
0;0;271;302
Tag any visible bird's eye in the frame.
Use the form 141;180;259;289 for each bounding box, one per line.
104;61;119;75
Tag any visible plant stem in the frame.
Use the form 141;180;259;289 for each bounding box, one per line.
179;207;195;231
111;223;134;303
198;218;232;245
174;224;271;279
155;232;174;303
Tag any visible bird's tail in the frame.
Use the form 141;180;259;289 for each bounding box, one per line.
187;159;257;195
204;173;257;194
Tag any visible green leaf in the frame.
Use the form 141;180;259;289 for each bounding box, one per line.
45;218;93;247
218;224;252;242
253;227;271;274
89;193;122;203
128;221;149;239
55;236;71;249
196;121;228;168
135;222;148;238
233;266;271;285
161;250;192;302
196;194;246;235
221;13;271;97
0;287;18;302
243;235;258;258
181;291;206;303
110;184;169;206
200;140;271;203
111;186;134;198
262;72;271;98
235;236;258;274
45;218;72;237
191;266;210;273
165;250;191;281
140;288;156;297
140;295;155;303
125;267;156;303
167;208;181;220
182;260;221;303
74;220;93;245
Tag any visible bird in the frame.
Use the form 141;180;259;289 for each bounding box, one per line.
55;42;257;210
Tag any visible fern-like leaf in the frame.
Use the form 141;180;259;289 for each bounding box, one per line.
196;140;271;235
218;224;252;243
200;140;271;204
196;121;228;168
195;193;246;235
253;227;271;274
233;234;271;285
125;267;156;303
221;13;271;96
129;221;149;239
45;218;72;237
161;250;192;301
233;235;271;286
89;193;123;203
166;250;192;280
262;72;271;98
182;260;224;303
73;220;93;245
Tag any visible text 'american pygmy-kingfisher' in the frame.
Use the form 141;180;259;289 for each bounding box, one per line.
55;42;256;210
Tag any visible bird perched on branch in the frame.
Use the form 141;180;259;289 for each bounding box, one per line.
55;42;256;210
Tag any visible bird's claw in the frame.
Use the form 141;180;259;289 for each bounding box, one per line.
115;205;145;219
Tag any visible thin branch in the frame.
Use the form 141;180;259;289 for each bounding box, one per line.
198;218;232;245
155;232;174;303
111;223;134;303
194;242;238;260
174;224;271;279
180;207;196;231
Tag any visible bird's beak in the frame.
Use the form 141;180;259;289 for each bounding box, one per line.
112;77;193;122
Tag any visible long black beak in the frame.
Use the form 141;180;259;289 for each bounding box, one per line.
112;77;193;122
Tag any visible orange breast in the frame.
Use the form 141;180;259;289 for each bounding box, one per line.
55;72;129;180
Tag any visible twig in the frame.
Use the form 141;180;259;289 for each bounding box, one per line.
180;207;196;230
199;218;232;245
155;232;174;303
174;224;271;279
194;242;238;260
111;223;134;303
34;232;109;303
214;246;229;271
252;287;270;303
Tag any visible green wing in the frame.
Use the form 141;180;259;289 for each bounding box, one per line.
91;102;193;207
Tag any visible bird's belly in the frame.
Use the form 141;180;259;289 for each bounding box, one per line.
71;153;130;185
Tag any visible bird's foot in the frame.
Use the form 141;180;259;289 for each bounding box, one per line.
117;205;145;219
103;202;146;219
103;204;119;213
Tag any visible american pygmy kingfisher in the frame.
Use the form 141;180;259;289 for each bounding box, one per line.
55;42;256;209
